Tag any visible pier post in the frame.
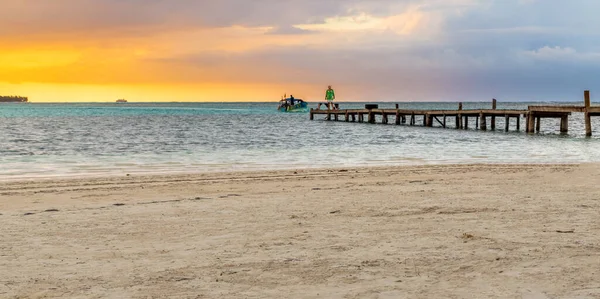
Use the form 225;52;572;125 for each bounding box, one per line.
358;113;363;123
585;90;592;137
465;116;469;129
491;99;497;130
480;113;487;130
402;116;406;124
517;116;521;131
382;113;388;124
535;117;541;132
334;113;339;121
560;115;569;133
475;116;478;129
410;113;415;126
368;111;375;124
395;111;401;125
505;115;510;131
526;113;535;133
352;114;356;122
458;102;463;129
443;115;447;128
310;109;314;120
345;111;349;122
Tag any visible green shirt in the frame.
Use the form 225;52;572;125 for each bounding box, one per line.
325;89;335;101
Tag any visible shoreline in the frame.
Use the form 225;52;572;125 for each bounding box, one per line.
0;163;590;213
2;163;600;298
0;161;585;183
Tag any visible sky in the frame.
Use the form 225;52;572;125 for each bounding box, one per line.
1;0;599;102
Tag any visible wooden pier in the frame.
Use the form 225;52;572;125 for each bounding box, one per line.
310;91;600;136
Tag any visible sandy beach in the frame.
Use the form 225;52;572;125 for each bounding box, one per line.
2;164;600;298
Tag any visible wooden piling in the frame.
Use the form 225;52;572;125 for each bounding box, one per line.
410;113;415;126
395;111;401;125
345;111;349;122
480;113;487;130
443;115;447;128
310;109;314;120
535;117;541;133
465;116;469;129
526;113;535;133
382;113;388;124
458;102;463;129
491;99;497;130
516;116;520;131
505;115;510;131
585;90;592;137
560;115;569;133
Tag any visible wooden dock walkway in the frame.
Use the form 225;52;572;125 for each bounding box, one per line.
310;91;599;136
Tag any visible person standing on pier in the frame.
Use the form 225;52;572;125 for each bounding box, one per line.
325;85;336;110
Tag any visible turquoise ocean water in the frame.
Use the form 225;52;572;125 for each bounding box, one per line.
2;102;600;180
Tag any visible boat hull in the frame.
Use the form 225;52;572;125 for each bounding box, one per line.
278;102;309;113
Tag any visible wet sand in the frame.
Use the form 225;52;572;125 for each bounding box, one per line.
2;164;600;298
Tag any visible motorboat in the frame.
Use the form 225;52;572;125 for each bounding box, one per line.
277;95;308;113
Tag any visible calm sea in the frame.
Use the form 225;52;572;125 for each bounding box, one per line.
1;102;600;180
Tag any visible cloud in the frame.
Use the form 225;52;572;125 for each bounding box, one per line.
265;25;316;35
521;46;600;63
523;46;578;59
2;0;600;102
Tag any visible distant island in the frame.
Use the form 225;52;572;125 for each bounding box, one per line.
0;96;28;103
